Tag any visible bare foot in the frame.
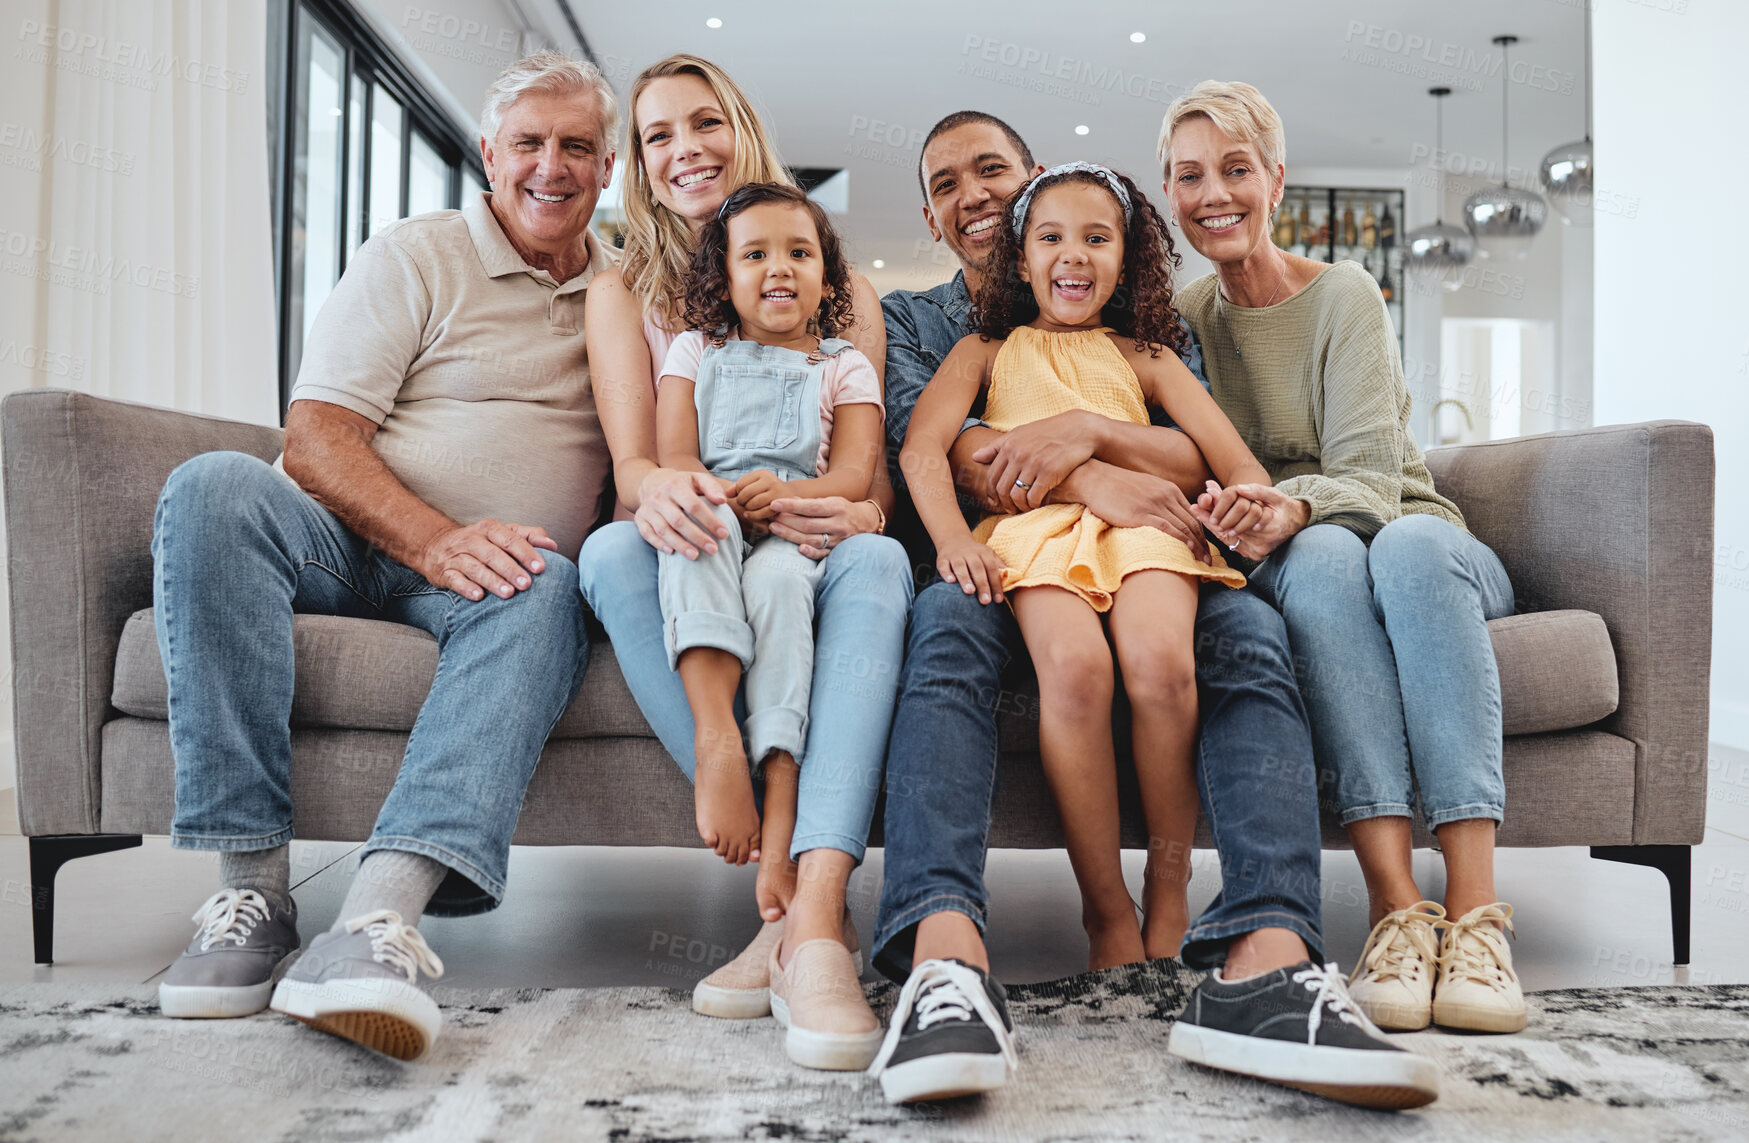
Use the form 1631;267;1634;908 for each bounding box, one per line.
1085;906;1146;971
693;721;760;865
756;753;799;921
1142;863;1190;960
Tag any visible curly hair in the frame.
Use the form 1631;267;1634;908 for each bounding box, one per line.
682;183;857;340
972;166;1187;358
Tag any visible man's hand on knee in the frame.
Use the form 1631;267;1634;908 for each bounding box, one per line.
418;518;557;601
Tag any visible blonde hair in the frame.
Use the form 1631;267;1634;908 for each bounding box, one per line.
1157;80;1285;181
619;54;793;327
480;51;617;147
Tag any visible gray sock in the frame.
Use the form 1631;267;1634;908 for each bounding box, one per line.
218;845;291;904
334;850;448;931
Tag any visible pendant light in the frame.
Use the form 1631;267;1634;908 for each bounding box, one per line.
1540;4;1594;225
1405;86;1473;292
1464;35;1547;259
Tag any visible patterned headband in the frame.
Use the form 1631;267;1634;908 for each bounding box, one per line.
1010;161;1133;239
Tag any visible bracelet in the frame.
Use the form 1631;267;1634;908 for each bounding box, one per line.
861;498;886;535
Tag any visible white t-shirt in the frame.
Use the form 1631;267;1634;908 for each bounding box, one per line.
658;329;884;476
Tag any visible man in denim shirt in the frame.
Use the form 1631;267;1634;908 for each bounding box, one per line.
865;112;1438;1111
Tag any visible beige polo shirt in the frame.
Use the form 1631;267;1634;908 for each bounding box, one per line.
285;192;615;561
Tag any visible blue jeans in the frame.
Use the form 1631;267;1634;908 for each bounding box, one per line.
1245;515;1515;828
657;503;826;767
152;452;589;916
872;577;1326;977
578;520;912;861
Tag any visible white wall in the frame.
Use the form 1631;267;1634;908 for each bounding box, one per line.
1595;2;1749;749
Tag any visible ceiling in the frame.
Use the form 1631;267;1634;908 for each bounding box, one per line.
558;0;1590;277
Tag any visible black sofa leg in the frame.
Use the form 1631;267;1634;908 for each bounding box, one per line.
29;834;143;965
1591;844;1692;966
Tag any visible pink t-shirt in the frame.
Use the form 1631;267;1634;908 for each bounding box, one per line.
658;328;884;476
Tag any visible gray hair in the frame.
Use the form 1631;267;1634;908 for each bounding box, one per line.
479;51;619;147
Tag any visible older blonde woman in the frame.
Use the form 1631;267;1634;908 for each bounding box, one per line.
1157;81;1524;1035
574;54;909;1072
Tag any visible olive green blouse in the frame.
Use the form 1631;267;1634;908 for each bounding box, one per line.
1178;261;1464;539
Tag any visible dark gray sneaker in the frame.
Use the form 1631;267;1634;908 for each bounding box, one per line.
868;958;1016;1103
270;909;445;1061
1168;960;1439;1109
159;888;300;1018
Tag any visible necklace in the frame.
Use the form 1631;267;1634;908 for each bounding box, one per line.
1218;258;1287;359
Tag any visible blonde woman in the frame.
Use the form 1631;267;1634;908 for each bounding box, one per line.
575;55;909;1071
1157;80;1524;1036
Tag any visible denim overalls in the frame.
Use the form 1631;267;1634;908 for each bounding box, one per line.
657;335;856;769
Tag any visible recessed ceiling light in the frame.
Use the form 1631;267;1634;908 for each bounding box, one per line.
872;259;885;269
705;16;722;28
1075;125;1090;136
1129;32;1146;43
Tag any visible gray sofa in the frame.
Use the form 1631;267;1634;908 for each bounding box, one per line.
5;390;1714;965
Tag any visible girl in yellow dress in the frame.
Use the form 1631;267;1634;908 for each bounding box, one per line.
901;162;1277;970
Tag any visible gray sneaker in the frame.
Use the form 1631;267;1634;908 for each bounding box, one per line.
270;909;446;1061
159;888;300;1018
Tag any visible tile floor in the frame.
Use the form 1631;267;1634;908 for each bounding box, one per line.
4;744;1748;996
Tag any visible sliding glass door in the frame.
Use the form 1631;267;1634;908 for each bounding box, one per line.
273;0;488;410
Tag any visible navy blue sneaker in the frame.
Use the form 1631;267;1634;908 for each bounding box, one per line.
868;958;1016;1103
1168;960;1439;1109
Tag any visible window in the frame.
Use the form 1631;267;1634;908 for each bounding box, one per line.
270;0;488;413
1436;319;1561;445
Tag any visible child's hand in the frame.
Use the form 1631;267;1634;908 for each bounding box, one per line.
732;469;785;521
937;537;1008;605
1194;480;1308;560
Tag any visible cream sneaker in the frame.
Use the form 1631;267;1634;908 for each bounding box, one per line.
691;912;861;1019
768;937;883;1070
1346;902;1444;1031
1432;903;1527;1033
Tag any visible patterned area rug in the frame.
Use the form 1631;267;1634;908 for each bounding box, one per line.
4;962;1748;1142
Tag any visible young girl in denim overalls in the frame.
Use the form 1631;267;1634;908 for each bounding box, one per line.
655;183;886;902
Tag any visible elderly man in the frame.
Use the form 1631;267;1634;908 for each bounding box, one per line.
151;52;617;1062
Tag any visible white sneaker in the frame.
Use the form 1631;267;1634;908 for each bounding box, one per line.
1346;902;1443;1031
1432;903;1527;1033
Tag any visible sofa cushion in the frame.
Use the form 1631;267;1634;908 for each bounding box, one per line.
112;605;1617;743
109;609;653;739
1489;610;1619;735
995;608;1618;746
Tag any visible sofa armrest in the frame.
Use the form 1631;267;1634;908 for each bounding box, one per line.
3;389;284;835
1425;420;1714;845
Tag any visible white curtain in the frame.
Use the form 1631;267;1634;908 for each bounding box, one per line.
6;0;278;422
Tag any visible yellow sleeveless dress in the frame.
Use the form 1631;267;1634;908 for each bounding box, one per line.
971;325;1246;610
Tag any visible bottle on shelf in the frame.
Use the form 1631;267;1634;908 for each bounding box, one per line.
1296;200;1311;254
1380;262;1396;303
1341;200;1357;247
1379;202;1396;248
1274;203;1296;248
1361;200;1378;249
